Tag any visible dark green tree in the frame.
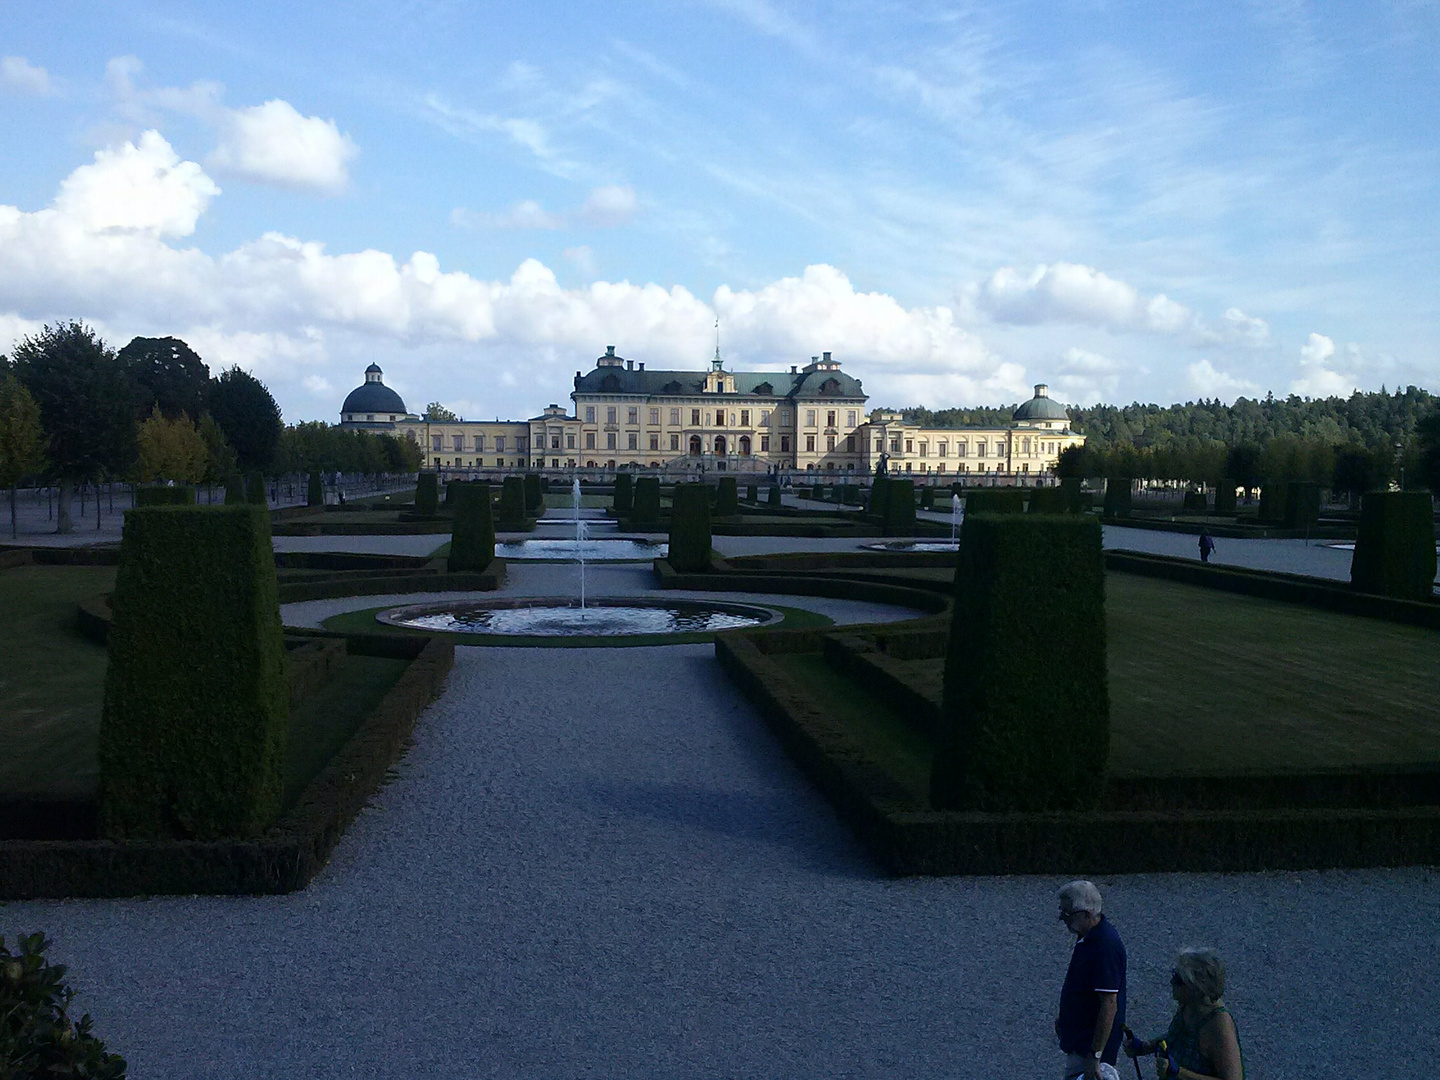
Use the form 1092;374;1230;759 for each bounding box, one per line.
117;336;210;420
11;322;138;533
207;366;282;472
1416;410;1440;495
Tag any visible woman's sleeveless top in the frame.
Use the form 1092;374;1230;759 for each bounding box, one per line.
1163;1005;1242;1076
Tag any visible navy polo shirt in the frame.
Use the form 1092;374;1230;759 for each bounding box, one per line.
1057;914;1127;1063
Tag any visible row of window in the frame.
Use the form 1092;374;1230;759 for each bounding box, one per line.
878;437;1065;458
579;405;862;429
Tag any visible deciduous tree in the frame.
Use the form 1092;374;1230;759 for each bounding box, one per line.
118;336;210;420
0;371;47;538
207;366;283;473
135;407;209;483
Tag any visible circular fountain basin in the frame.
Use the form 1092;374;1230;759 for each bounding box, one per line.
376;596;774;637
497;537;667;561
861;540;960;552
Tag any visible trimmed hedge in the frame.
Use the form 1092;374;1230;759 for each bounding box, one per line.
445;480;459;506
715;476;740;517
99;506;289;840
1284;481;1320;529
1258;483;1282;523
416;472;440;516
613;472;634;513
965;488;1025;515
447;482;495;573
812;483;826;500
245;472;266;505
1182;490;1208;512
134;485;194;507
1350;491;1438;601
668;483;713;572
868;477;890;519
498;475;527;527
1215;481;1238;514
843;483;861;506
931;513;1109;812
920;486;935;511
746;483;758;503
1027;486;1068;513
632;476;662;526
884;478;916;535
224;474;244;504
768;485;782;508
1102;477;1132;518
523;473;542;515
308;471;323;507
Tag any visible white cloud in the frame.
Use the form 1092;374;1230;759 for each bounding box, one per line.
1187;358;1261;402
1049;346;1125;404
302;374;333;395
209;100;357;194
2;56;55;96
972;262;1196;336
1217;306;1271;347
1291;331;1356;397
581;185;637;226
451;200;565;230
53;130;219;237
563;245;597;275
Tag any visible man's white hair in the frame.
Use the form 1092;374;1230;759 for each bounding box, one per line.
1058;879;1103;915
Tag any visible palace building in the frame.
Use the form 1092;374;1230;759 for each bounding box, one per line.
339;347;1084;477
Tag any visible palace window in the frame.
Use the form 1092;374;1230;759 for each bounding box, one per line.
431;435;442;451
585;406;595;423
1022;437;1031;454
780;410;792;425
761;435;771;451
845;435;855;452
691;408;701;425
567;435;575;449
826;435;836;452
890;439;901;453
996;442;1006;456
496;436;506;451
649;408;660;425
628;433;638;450
780;435;791;452
739;435;751;455
938;440;947;457
586;432;595;449
760;410;770;425
715;411;726;427
451;435;462;451
607;407;617;424
957;440;967;457
740;409;749;426
977;440;987;457
628;407;639;424
806;409;817;427
606;432;617;449
551;436;560;450
806;435;816;452
670;434;680;451
670;408;680;425
649;434;659;451
905;439;913;453
827;410;836;428
473;434;484;451
847;410;856;427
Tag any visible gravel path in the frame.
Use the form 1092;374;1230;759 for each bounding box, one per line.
4;646;1437;1077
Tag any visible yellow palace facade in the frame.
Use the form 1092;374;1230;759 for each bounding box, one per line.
339;346;1084;478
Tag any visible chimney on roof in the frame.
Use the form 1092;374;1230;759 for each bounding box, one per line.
606;345;616;356
638;362;644;371
823;351;832;363
627;359;634;370
791;365;798;374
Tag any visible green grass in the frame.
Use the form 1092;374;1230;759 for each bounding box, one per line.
541;493;610;509
0;565;115;798
319;602;833;647
283;654;409;806
774;571;1440;782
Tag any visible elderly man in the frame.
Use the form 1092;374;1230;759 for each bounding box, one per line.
1055;880;1127;1080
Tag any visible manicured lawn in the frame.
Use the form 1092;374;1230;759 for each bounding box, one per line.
0;565;115;798
284;655;410;806
773;571;1440;781
540;493;611;509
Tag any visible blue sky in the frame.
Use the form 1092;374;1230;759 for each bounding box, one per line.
1;0;1437;423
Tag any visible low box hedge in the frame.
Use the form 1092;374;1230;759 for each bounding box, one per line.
134;485;195;507
99;505;289;841
448;482;495;573
931;514;1108;812
1350;490;1437;601
668;483;712;572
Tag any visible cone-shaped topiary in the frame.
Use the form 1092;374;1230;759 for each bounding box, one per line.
99;505;289;839
1102;477;1132;518
308;471;324;507
668;483;712;571
930;513;1109;812
1283;481;1320;529
445;480;459;507
1215;480;1238;514
224;473;244;504
633;476;662;526
135;485;195;507
1350;490;1437;600
499;475;527;527
416;472;440;515
715;476;739;517
245;471;266;506
524;472;543;515
884;478;916;535
768;484;782;508
448;482;495;572
613;472;633;513
746;483;758;503
920;486;935;510
868;477;890;519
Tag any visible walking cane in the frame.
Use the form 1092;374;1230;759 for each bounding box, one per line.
1120;1025;1144;1080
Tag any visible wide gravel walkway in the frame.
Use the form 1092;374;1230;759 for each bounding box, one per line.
5;646;1438;1077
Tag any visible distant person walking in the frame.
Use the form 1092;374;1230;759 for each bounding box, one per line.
1198;532;1215;564
1124;948;1244;1080
1056;880;1127;1080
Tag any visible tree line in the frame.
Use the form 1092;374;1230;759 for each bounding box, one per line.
0;321;421;534
898;387;1440;495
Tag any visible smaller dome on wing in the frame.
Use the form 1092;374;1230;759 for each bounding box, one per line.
1013;383;1070;422
342;366;408;416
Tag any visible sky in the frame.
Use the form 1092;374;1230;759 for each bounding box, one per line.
1;1;1437;424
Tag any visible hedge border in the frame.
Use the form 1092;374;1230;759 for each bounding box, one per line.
0;637;454;899
716;631;1440;875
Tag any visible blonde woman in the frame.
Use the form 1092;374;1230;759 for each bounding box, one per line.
1124;948;1243;1080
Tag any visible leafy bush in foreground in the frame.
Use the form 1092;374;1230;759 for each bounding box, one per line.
1;932;126;1079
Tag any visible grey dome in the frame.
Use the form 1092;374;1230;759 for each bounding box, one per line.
342;377;407;416
1013;383;1069;422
